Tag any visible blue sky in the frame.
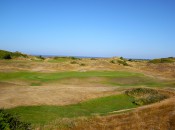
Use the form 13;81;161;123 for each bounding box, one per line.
0;0;175;58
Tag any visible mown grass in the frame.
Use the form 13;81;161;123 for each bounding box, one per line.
7;94;136;125
0;71;143;82
104;77;168;88
0;71;173;87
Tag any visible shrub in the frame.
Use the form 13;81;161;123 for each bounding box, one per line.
3;54;12;59
0;109;32;130
80;63;86;66
125;88;158;97
120;57;124;60
117;60;129;66
70;61;78;64
38;55;45;60
125;88;168;105
133;94;167;105
110;60;116;64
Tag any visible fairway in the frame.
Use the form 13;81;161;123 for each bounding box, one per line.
0;71;143;81
7;94;136;124
0;71;170;87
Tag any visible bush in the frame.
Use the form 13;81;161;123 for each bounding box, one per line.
70;61;78;64
133;94;167;105
3;54;12;59
120;57;124;60
37;55;45;60
80;63;86;66
110;60;116;64
0;109;32;130
125;88;158;97
117;60;129;66
125;88;168;106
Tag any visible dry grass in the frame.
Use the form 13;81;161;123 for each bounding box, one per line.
0;59;175;129
0;82;119;108
40;96;175;130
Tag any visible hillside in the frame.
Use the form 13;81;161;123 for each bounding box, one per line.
0;50;28;59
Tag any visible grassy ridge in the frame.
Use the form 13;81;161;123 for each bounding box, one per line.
7;94;136;124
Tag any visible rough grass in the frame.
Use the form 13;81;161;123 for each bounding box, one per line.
6;94;136;125
59;97;175;130
149;58;175;63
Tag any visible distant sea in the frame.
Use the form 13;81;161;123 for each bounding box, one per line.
33;55;151;60
34;55;106;58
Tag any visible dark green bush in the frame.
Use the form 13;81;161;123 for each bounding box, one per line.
120;57;124;60
3;54;12;59
0;109;32;130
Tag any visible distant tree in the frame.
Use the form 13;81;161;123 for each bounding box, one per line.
120;57;124;60
38;55;45;60
3;54;12;59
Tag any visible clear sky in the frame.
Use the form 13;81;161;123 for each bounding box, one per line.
0;0;175;58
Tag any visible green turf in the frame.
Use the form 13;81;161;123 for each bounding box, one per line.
104;77;168;87
0;71;173;87
7;94;136;124
0;71;143;82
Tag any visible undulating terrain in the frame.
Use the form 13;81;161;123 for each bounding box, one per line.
0;50;175;130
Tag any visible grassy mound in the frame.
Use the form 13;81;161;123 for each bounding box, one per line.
125;88;168;105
